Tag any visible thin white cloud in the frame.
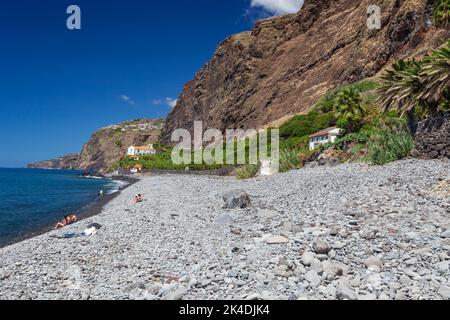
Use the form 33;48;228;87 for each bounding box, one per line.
151;99;163;105
120;94;135;105
250;0;304;15
151;97;178;108
165;97;178;109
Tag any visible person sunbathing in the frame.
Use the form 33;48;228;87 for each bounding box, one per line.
133;194;144;203
54;214;78;229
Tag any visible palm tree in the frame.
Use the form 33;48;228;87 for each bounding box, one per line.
378;42;450;135
419;40;450;111
433;0;450;28
335;88;365;133
377;60;427;134
377;60;426;116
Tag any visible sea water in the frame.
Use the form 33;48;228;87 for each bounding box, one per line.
0;168;122;244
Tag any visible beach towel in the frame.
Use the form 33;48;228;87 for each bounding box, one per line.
51;227;98;239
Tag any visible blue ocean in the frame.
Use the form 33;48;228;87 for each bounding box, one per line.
0;168;123;245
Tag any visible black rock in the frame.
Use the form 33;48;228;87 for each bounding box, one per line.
87;223;103;230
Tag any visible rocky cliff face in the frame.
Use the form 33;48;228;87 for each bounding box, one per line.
78;119;162;174
27;154;80;170
28;119;162;174
161;0;449;144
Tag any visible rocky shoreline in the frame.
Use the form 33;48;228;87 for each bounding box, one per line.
1;159;449;300
0;175;138;249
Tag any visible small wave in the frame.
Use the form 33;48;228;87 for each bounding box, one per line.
105;180;129;194
106;189;118;195
83;175;107;180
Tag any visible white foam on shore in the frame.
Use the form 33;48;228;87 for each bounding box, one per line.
82;175;104;179
82;175;130;194
105;180;129;194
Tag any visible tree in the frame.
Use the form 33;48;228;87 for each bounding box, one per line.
379;41;450;121
378;59;426;116
419;40;450;110
334;88;365;133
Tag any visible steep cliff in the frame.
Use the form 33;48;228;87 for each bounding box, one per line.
78;119;162;174
28;119;162;174
27;154;80;170
161;0;449;144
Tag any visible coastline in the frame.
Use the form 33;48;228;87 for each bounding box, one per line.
0;175;139;249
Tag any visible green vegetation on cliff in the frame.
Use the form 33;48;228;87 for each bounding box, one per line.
116;40;450;176
378;40;450;117
434;0;450;27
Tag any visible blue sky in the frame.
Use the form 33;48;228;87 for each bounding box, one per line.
0;0;303;167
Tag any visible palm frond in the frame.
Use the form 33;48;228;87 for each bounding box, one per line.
419;40;450;104
377;59;424;115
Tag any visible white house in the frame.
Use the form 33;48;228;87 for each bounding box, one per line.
128;164;144;174
309;127;342;151
127;145;156;156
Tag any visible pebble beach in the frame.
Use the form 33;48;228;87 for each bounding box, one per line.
1;159;450;300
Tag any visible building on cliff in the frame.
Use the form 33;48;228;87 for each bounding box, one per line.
127;145;156;156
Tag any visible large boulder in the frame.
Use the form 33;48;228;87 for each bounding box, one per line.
223;190;252;209
312;239;331;255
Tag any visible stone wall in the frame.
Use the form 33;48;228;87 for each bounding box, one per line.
411;115;450;159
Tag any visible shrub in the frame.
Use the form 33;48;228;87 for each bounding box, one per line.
434;0;450;27
235;165;260;180
279;149;303;173
439;97;450;113
117;150;228;171
366;125;415;165
280;136;309;151
315;80;379;113
333;131;370;151
280;111;336;139
350;80;380;93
